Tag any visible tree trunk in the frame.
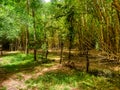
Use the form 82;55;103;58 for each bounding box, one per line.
0;45;3;56
68;37;72;61
112;0;120;53
25;0;30;54
85;48;89;72
45;41;48;60
25;25;29;54
32;8;37;61
115;10;120;53
60;41;63;64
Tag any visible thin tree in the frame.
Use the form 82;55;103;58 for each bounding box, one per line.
32;7;37;61
25;0;30;54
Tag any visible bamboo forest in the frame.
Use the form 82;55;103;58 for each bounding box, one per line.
0;0;120;90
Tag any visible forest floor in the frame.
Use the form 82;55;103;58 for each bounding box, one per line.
0;50;120;90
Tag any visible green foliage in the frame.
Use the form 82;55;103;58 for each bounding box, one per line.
41;43;48;51
30;0;43;10
0;4;20;41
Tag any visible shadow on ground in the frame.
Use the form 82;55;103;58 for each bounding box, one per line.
0;52;54;87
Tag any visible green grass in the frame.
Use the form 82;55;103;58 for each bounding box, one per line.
25;70;119;90
0;53;33;65
0;52;53;73
0;53;35;72
0;52;119;90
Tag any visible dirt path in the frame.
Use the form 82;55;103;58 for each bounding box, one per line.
0;51;62;90
1;64;62;90
0;50;120;90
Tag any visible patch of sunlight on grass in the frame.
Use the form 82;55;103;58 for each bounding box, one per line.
0;53;33;66
50;84;72;90
0;53;36;72
0;52;56;73
25;70;119;90
26;71;88;89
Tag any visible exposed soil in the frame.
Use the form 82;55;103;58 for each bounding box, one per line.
0;64;63;90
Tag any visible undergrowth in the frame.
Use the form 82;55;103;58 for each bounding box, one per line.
25;70;119;90
0;52;53;73
0;52;119;90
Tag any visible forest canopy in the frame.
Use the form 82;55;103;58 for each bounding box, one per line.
0;0;120;53
0;0;120;64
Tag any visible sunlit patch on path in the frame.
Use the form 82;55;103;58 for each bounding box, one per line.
2;78;25;90
33;64;63;78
